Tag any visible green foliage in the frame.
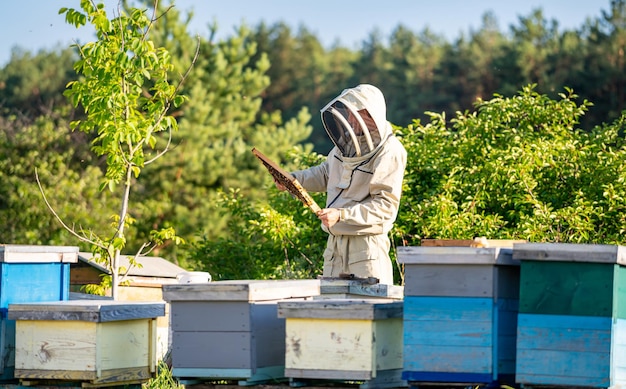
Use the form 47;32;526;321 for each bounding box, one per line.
142;358;183;389
189;147;326;280
397;84;626;245
58;0;187;297
0;114;111;246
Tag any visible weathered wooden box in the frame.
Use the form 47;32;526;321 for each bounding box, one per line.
397;246;519;386
278;298;404;388
0;244;78;381
317;278;404;300
162;279;320;385
8;300;165;387
514;243;626;388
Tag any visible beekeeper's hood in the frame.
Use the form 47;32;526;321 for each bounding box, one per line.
321;84;392;158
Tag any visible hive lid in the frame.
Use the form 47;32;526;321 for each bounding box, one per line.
397;246;517;266
0;244;79;263
277;298;403;320
512;242;626;264
162;279;321;302
7;300;165;322
319;279;404;299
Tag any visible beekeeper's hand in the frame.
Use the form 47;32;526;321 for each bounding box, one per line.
317;208;341;228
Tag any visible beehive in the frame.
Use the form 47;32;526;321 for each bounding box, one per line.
8;300;165;387
278;298;404;388
0;244;78;381
162;279;320;385
397;245;520;387
514;243;626;388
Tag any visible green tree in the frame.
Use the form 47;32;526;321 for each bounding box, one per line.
134;5;314;267
58;0;189;298
0;113;111;246
0;48;77;116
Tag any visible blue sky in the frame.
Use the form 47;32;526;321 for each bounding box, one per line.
0;0;610;66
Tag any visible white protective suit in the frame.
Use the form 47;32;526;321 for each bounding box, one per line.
291;84;407;285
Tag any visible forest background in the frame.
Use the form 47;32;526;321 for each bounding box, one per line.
1;0;625;284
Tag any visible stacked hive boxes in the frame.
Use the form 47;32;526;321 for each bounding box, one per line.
398;245;520;387
162;279;320;385
278;279;405;388
0;244;78;381
514;243;626;388
8;300;165;387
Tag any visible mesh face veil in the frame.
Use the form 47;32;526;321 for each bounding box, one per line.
321;98;380;157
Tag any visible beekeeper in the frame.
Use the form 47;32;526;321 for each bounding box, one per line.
277;84;407;285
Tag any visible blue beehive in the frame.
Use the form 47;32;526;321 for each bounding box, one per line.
0;244;78;380
397;245;520;387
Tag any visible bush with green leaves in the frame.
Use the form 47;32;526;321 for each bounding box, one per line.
189;147;327;280
397;84;626;245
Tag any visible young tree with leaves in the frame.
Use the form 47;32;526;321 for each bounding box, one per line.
52;0;194;298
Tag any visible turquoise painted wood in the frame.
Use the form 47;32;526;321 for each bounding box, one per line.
0;245;78;381
516;313;611;387
513;242;626;388
402;296;517;385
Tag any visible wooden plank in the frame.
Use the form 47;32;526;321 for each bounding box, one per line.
513;242;626;264
162;279;320;302
420;239;526;248
404;264;496;298
515;349;610;387
0;263;71;309
98;319;152;371
250;304;287;368
172;367;252;379
170;301;253;332
397;246;517;266
172;332;252;370
516;313;611;387
0;318;16;373
319;279;403;299
404;319;493;348
518;261;614;316
15;366;151;385
403;344;492;375
517;313;611;353
373;319;404;371
403;296;492;322
0;244;79;263
15;320;97;373
284;318;373;374
612;319;626;386
285;368;372;380
277;299;403;320
8;300;165;322
614;265;626;319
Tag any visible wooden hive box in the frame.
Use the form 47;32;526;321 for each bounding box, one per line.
0;244;78;381
8;300;165;387
162;279;320;385
317;278;404;300
277;298;405;389
71;252;189;360
397;245;520;387
513;242;626;388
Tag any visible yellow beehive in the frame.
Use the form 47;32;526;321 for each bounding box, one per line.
8;300;165;387
277;298;404;388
